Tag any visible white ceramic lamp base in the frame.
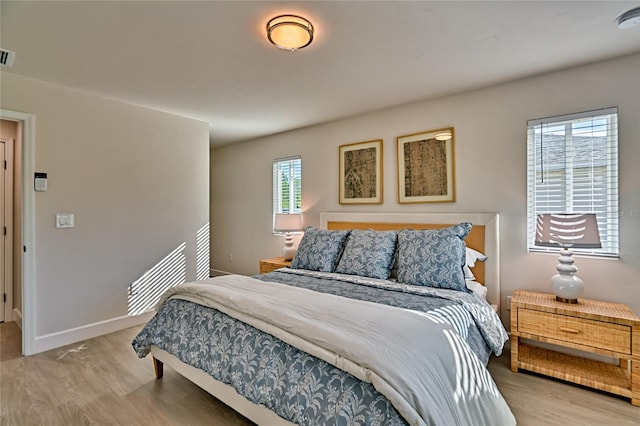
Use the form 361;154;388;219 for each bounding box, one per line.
282;233;297;261
551;248;584;303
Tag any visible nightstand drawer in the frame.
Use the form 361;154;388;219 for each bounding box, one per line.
260;263;282;274
518;308;631;354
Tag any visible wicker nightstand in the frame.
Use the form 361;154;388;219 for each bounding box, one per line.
259;257;292;274
510;290;640;406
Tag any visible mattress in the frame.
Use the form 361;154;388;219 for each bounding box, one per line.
132;269;513;425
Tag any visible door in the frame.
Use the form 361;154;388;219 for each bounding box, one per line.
0;139;5;321
0;137;14;323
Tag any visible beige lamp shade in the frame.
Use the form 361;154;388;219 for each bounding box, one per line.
273;213;303;233
534;213;601;249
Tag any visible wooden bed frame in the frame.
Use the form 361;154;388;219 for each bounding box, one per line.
151;212;500;425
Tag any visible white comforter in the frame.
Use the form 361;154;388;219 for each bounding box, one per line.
158;274;516;426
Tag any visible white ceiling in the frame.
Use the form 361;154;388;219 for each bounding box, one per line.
1;1;639;146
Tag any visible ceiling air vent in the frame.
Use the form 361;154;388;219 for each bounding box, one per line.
0;49;15;67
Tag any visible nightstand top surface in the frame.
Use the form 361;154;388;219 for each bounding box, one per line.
512;290;640;325
260;256;291;264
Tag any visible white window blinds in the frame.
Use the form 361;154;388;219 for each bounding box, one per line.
526;107;619;257
273;156;302;218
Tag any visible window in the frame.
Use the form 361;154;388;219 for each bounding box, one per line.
273;156;302;219
527;107;619;257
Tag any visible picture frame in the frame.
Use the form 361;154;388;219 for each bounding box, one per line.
339;139;383;204
397;127;455;203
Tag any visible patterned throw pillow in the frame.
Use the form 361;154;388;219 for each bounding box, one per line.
396;223;472;292
335;229;398;280
291;227;351;272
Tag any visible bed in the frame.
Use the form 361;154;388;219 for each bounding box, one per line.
132;212;515;425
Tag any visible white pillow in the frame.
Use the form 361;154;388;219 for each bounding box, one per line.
466;247;488;267
463;264;475;280
464;247;488;280
465;280;488;299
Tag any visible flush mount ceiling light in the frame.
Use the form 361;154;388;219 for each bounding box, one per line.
267;14;313;51
434;131;452;141
617;6;640;29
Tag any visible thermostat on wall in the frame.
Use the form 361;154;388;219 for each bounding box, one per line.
34;172;48;191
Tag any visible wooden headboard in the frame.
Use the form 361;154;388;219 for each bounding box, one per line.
320;212;500;309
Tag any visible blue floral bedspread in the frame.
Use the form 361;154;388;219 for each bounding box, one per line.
255;269;504;363
132;270;508;425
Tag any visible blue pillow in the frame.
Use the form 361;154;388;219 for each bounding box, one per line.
335;229;398;279
396;223;472;292
291;227;350;272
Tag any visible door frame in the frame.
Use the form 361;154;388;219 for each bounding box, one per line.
0;136;14;323
1;109;36;356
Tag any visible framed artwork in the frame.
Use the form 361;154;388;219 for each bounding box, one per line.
339;139;383;204
397;127;455;203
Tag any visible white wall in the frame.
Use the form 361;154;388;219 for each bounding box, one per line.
1;73;210;351
211;54;640;322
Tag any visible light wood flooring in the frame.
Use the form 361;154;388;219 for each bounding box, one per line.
1;321;638;425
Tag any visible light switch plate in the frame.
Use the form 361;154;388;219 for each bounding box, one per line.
56;214;74;228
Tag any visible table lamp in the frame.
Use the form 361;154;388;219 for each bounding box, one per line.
273;213;303;260
534;213;601;303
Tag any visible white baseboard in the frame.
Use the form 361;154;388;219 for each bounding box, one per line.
13;308;22;330
210;268;232;277
32;311;155;355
